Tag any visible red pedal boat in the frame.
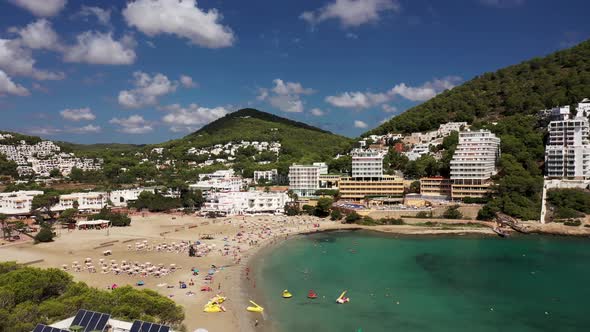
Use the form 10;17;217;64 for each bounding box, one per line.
307;289;318;299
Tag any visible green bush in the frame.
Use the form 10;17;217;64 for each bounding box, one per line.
302;205;315;215
345;212;361;223
34;226;54;243
0;263;184;331
380;218;404;225
415;211;430;218
563;219;582;227
88;207;131;227
443;205;463;219
330;209;342;221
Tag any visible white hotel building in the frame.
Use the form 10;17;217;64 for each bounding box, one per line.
0;190;44;215
450;130;501;199
545;100;590;179
288;162;328;198
351;149;385;179
201;191;291;216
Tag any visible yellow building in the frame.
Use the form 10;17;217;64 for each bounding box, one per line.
420;177;452;198
339;175;404;201
451;180;492;199
319;174;342;189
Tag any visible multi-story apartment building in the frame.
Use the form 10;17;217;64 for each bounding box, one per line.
108;188;156;207
52;192;109;212
201;191;291;216
450;130;501;199
339;175;404;200
0;190;44;215
351;149;385;178
545;100;590;180
254;169;279;184
420;177;452;198
288;163;327;198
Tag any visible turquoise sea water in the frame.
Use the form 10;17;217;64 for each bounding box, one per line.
251;231;590;332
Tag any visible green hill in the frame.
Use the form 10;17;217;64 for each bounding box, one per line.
368;40;590;135
159;108;354;175
367;40;590;221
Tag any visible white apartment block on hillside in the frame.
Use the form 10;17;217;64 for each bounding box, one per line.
0;140;102;177
110;188;156;207
254;169;279;184
52;192;109;212
0;190;44;215
288;163;327;198
450;130;501;199
545;99;590;180
351;149;385;178
201;191;291;216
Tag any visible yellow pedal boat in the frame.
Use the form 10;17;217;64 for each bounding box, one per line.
246;300;264;313
282;289;293;298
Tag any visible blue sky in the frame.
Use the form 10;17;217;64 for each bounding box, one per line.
0;0;588;144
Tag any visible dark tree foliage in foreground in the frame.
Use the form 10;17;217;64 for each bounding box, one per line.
0;262;185;332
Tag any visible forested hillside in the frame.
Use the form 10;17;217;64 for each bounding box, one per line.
369;40;590;135
157;108;354;175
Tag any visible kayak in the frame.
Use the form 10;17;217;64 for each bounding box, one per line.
247;300;264;313
282;289;293;298
308;290;318;299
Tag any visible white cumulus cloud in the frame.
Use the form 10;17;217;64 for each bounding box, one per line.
354;120;368;129
64;31;136;65
310;108;325;116
381;104;397;113
161;103;228;132
325;76;461;109
258;79;314;113
325;91;389;109
78;6;111;26
123;0;235;48
118;71;179;109
9;19;62;51
180;75;197;88
60;107;96;121
301;0;400;27
68;124;101;134
0;38;64;80
9;0;67;17
110;115;154;134
0;69;30;96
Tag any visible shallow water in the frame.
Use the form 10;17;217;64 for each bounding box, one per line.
251;230;590;332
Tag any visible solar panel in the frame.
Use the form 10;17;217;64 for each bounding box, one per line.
32;324;69;332
70;309;111;332
130;320;171;332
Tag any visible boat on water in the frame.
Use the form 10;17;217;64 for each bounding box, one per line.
493;226;509;237
247;300;264;313
282;289;293;298
308;289;318;299
336;290;350;304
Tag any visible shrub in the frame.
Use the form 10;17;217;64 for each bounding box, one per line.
284;203;300;216
380;218;404;225
345;212;361;223
563;219;582;227
443;205;463;219
34;226;54;243
88;207;131;227
302;205;315;215
330;209;342;221
360;216;377;225
415;211;430;218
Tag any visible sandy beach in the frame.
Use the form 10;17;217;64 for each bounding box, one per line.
1;213;588;331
